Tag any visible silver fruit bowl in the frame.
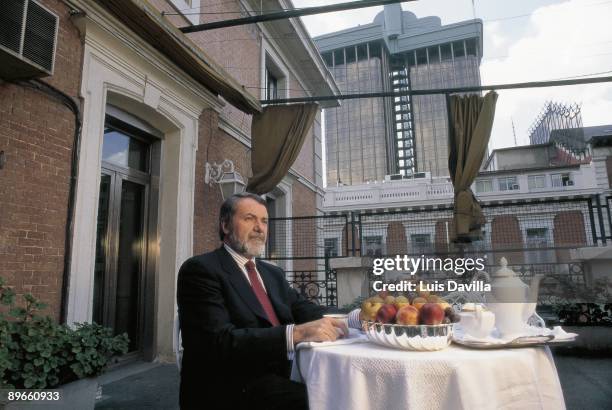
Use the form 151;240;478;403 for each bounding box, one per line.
362;321;453;351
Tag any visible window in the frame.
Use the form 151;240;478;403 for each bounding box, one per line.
333;49;344;66
369;42;382;59
498;176;519;191
525;228;555;265
526;228;548;246
428;46;440;64
324;238;339;258
440;43;452;61
528;175;546;189
551;173;573;187
416;48;427;65
465;38;478;57
265;68;278;100
475;179;493;193
168;0;201;25
411;234;431;254
322;52;333;67
406;51;416;67
264;51;288;101
452;41;465;58
357;44;368;61
363;236;383;256
102;128;149;172
346;46;356;64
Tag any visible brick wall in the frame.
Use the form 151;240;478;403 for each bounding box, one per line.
193;109;252;255
0;0;83;320
291;182;317;271
434;219;454;254
150;0;260;137
554;210;588;262
490;215;524;264
386;221;407;254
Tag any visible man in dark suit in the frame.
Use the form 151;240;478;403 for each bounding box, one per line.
177;192;351;410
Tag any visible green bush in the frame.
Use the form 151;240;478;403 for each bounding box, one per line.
0;277;128;389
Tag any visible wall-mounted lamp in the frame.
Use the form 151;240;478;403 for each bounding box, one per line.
205;159;246;200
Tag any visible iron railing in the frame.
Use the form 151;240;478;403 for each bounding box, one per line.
268;196;611;307
285;270;337;307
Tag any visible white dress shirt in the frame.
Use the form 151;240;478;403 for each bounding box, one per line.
223;244;361;360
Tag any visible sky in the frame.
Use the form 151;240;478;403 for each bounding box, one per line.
292;0;612;150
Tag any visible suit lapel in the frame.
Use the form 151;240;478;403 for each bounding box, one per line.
217;247;270;323
256;260;292;324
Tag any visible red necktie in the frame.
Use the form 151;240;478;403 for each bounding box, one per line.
245;260;280;326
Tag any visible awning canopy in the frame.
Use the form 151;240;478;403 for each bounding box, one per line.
98;0;262;115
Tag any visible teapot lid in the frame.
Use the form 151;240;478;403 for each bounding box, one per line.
493;257;515;278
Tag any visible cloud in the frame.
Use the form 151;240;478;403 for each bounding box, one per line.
485;21;509;50
294;0;474;37
293;0;385;37
481;0;612;148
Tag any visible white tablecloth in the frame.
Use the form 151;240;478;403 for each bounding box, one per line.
291;341;565;410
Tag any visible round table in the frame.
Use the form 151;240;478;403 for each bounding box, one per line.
291;341;565;410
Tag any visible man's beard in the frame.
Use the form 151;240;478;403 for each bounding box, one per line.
227;231;266;258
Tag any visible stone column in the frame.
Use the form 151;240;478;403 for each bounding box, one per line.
330;257;373;308
571;246;612;293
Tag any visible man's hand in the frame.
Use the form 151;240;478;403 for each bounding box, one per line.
293;317;349;345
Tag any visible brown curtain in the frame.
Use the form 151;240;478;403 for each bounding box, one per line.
247;103;319;194
448;91;498;242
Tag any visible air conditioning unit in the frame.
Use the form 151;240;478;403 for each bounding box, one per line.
0;0;58;80
566;180;574;186
511;184;520;190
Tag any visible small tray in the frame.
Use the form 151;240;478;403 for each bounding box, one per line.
452;334;577;349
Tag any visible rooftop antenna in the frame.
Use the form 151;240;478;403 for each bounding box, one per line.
511;117;518;146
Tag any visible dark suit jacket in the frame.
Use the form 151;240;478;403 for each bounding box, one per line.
177;246;327;409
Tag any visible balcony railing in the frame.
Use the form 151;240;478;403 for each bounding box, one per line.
324;165;598;210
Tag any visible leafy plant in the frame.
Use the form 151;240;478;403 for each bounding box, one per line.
537;277;612;326
0;277;128;389
342;295;367;311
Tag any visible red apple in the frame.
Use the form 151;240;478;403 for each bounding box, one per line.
396;305;419;325
419;303;445;325
375;304;398;324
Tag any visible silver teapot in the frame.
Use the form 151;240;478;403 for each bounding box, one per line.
486;258;544;336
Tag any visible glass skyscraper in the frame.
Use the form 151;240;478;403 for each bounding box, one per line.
316;5;483;184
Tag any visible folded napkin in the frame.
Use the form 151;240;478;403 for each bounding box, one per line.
296;328;368;350
455;325;578;344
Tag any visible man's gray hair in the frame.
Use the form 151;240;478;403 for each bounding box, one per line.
218;192;267;240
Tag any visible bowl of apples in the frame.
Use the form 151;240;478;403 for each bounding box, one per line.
360;293;460;351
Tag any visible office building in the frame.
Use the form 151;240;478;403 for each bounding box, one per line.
315;4;483;183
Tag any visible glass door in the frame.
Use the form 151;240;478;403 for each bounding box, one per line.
94;120;152;355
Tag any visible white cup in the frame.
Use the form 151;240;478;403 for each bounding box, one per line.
324;313;349;337
459;305;495;339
